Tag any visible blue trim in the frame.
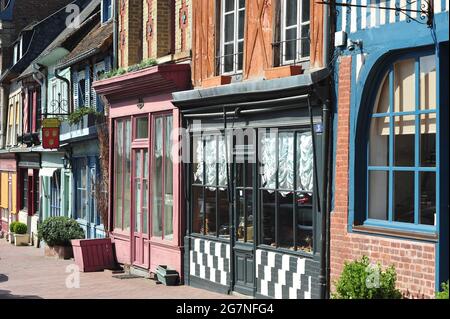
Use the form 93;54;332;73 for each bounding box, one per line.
364;219;436;233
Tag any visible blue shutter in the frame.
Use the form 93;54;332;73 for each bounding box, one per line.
85;65;91;107
72;71;79;110
92;64;98;111
105;56;112;72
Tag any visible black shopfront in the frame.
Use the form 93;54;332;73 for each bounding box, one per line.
173;69;331;299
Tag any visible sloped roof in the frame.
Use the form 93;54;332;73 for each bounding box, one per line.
17;0;101;80
57;20;113;69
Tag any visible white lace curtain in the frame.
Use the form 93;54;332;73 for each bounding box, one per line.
193;135;228;187
260;132;314;195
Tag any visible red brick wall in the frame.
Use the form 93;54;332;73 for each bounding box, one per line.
330;56;437;299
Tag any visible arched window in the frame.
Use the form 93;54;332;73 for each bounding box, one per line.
366;53;438;229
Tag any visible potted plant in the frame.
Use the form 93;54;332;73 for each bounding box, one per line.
38;216;85;260
13;222;29;246
8;221;18;244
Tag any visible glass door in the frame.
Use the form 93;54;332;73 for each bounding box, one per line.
132;149;149;267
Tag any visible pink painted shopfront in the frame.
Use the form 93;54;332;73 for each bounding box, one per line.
93;64;190;278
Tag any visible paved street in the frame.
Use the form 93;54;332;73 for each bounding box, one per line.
0;239;238;299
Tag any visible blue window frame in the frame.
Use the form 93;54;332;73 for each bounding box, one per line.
364;52;439;233
74;158;88;221
102;0;112;23
50;171;61;217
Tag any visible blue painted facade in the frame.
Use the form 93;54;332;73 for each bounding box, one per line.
332;1;449;292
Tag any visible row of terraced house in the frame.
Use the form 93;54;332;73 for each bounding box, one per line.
0;0;448;299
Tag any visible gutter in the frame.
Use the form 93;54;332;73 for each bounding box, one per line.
113;0;119;69
56;48;100;70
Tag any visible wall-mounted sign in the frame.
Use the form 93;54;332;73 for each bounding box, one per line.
42;118;61;149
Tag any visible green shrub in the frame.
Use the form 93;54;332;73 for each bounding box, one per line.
68;107;102;125
9;221;18;233
332;256;402;299
436;281;449;299
13;222;27;235
38;217;85;247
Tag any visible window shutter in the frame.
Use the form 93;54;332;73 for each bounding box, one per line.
92;64;98;110
105;56;112;72
72;71;79;110
85;65;91;107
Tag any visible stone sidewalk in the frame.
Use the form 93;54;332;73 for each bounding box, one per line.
0;239;238;299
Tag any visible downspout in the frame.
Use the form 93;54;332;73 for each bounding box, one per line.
54;68;72;114
112;0;119;69
321;1;332;300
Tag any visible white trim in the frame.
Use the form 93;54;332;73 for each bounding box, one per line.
39;168;58;177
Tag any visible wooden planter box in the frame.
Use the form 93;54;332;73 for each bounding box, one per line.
201;75;232;88
14;234;29;246
71;238;116;272
155;265;180;286
45;245;74;260
264;65;303;80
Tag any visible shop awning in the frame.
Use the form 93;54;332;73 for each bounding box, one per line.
39;167;58;177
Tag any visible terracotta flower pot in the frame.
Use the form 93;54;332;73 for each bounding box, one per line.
44;245;74;260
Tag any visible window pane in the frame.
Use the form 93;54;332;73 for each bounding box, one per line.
152;118;163;237
394;116;415;167
135;151;142;233
278;192;294;250
123;120;132;230
369;117;390;166
375;74;390;114
218;189;230;238
245;190;254;243
224;13;235;42
420;172;436;226
143;181;148;234
260;132;277;189
205;188;217;236
136;117;149;139
114;121;124;229
278;132;294;190
238;41;244;71
286;0;298;27
164;116;174;240
238;10;245;39
239;0;245;9
237;189;245;242
204;135;217;186
420;113;436;167
218;135;228;187
394;171;415;223
419;55;436;110
245;160;253;188
193;135;204;184
261;190;276;246
296;132;313;191
225;0;235;12
368;170;389;220
285;28;297;61
192;186;204;234
302;0;310;22
300;24;310;58
224;43;234;73
296;192;313;252
394;59;416;113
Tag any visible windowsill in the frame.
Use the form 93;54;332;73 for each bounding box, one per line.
264;65;304;80
201;75;232;88
352;224;438;242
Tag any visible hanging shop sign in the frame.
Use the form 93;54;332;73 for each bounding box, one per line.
42;118;61;149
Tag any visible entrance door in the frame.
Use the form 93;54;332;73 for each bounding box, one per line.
132;149;149;267
232;143;256;296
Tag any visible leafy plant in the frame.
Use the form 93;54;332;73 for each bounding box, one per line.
99;58;157;80
436;281;449;299
38;217;85;247
9;221;18;233
332;255;402;299
68;107;101;125
13;222;27;235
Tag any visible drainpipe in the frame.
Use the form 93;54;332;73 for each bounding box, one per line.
55;68;73;114
112;0;119;69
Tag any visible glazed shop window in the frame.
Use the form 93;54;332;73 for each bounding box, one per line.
220;0;245;75
152;115;174;240
367;54;437;228
114;118;132;231
21;170;29;211
260;130;314;253
192;133;230;238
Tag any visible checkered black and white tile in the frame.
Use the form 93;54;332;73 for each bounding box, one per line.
190;238;231;286
256;249;315;299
